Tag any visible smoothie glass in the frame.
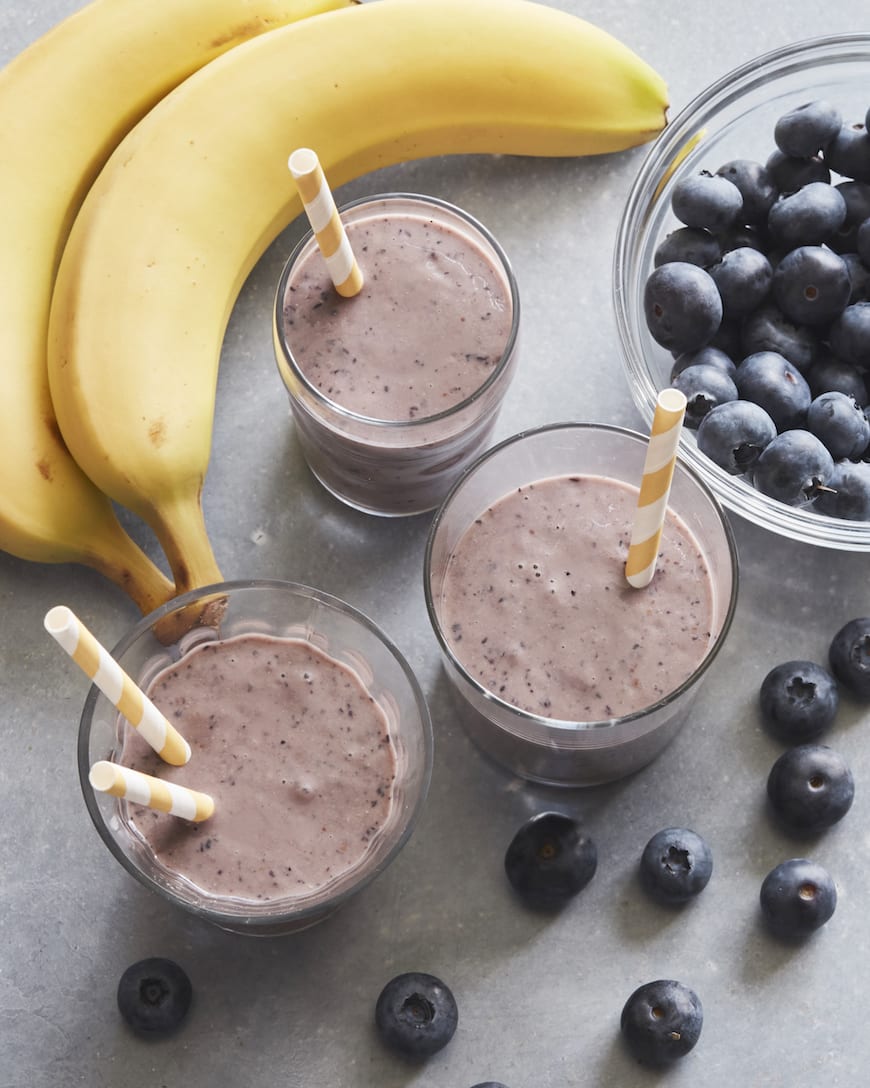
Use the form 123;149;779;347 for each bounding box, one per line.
273;193;521;517
78;580;433;936
424;423;739;787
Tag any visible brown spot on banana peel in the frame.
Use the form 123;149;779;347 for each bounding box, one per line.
36;458;53;481
148;419;167;447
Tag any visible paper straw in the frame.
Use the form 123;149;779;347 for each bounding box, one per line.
89;761;214;822
44;605;191;766
288;147;364;298
624;387;688;589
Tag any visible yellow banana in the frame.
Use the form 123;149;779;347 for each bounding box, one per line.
0;0;354;613
48;0;669;594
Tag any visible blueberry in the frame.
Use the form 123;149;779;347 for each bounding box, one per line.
842;252;870;304
815;459;870;520
671;170;742;231
740;304;817;373
672;363;739;429
767;182;846;249
829;301;870;367
806;352;868;405
716;223;768;256
857;217;870;265
759;660;839;743
829;180;870;253
643;262;722;354
470;1083;510;1087
116;958;193;1037
708;246;772;317
620;980;703;1067
759;858;837;939
766;743;854;833
772;245;851;326
654;226;721;269
765;148;830;192
375;972;458;1059
775;100;842;158
752;429;834;506
806;391;870;459
696;399;777;474
708;316;745;360
829;616;870;698
824;121;870;182
735;352;812;431
504;812;597;908
715;159;778;225
670;346;736;382
639;828;713;904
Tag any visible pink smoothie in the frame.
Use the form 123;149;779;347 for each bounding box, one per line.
121;633;397;903
281;207;513;421
439;474;715;722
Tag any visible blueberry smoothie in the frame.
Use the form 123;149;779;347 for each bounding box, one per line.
439;473;715;722
120;633;397;903
274;194;519;515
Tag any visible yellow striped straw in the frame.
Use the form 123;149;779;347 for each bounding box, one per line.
44;605;191;766
89;761;214;822
624;388;689;590
288;147;364;298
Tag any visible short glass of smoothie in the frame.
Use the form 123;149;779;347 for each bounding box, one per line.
424;423;739;786
78;580;433;935
273;193;520;517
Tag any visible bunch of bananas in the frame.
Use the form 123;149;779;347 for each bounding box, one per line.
2;0;668;610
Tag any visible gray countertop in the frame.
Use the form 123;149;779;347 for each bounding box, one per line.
3;2;870;1085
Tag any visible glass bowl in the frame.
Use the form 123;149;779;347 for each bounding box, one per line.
614;34;870;550
78;580;433;936
424;423;738;787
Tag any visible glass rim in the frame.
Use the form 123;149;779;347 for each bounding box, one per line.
77;578;434;929
423;421;740;735
613;33;870;551
273;191;521;430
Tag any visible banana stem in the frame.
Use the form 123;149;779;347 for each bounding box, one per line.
146;491;224;595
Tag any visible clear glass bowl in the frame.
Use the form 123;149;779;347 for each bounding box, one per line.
614;34;870;550
78;580;433;936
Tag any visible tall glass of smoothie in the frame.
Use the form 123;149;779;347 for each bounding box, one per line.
273;193;520;517
78;581;433;935
424;423;739;786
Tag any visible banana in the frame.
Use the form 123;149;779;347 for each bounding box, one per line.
0;0;354;612
47;0;669;594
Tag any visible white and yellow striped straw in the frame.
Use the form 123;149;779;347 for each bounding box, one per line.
89;761;214;822
288;147;364;298
624;388;688;589
44;605;191;766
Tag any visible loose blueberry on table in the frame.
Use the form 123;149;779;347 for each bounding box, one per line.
620;979;703;1067
759;659;839;743
116;957;193;1037
766;743;855;834
503;812;597;909
829;616;870;697
374;972;458;1059
639;827;713;904
759;858;837;939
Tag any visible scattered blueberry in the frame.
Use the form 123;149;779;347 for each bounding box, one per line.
715;158;778;225
620;979;703;1067
672;363;739;428
504;812;597;908
759;660;839;743
116;958;193;1037
671;170;743;232
639;828;713;904
806;391;870;459
772;245;851;326
759;858;837;939
643;262;723;354
774;99;841;158
375;972;458;1059
696;399;777;474
829;616;870;698
815;459;870;520
766;743;855;833
469;1083;510;1087
752;429;834;506
735;352;811;431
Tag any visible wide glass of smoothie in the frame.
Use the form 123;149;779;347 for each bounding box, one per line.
424;424;738;786
273;193;520;517
78;581;433;935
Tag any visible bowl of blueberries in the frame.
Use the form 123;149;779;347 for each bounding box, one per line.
614;34;870;549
